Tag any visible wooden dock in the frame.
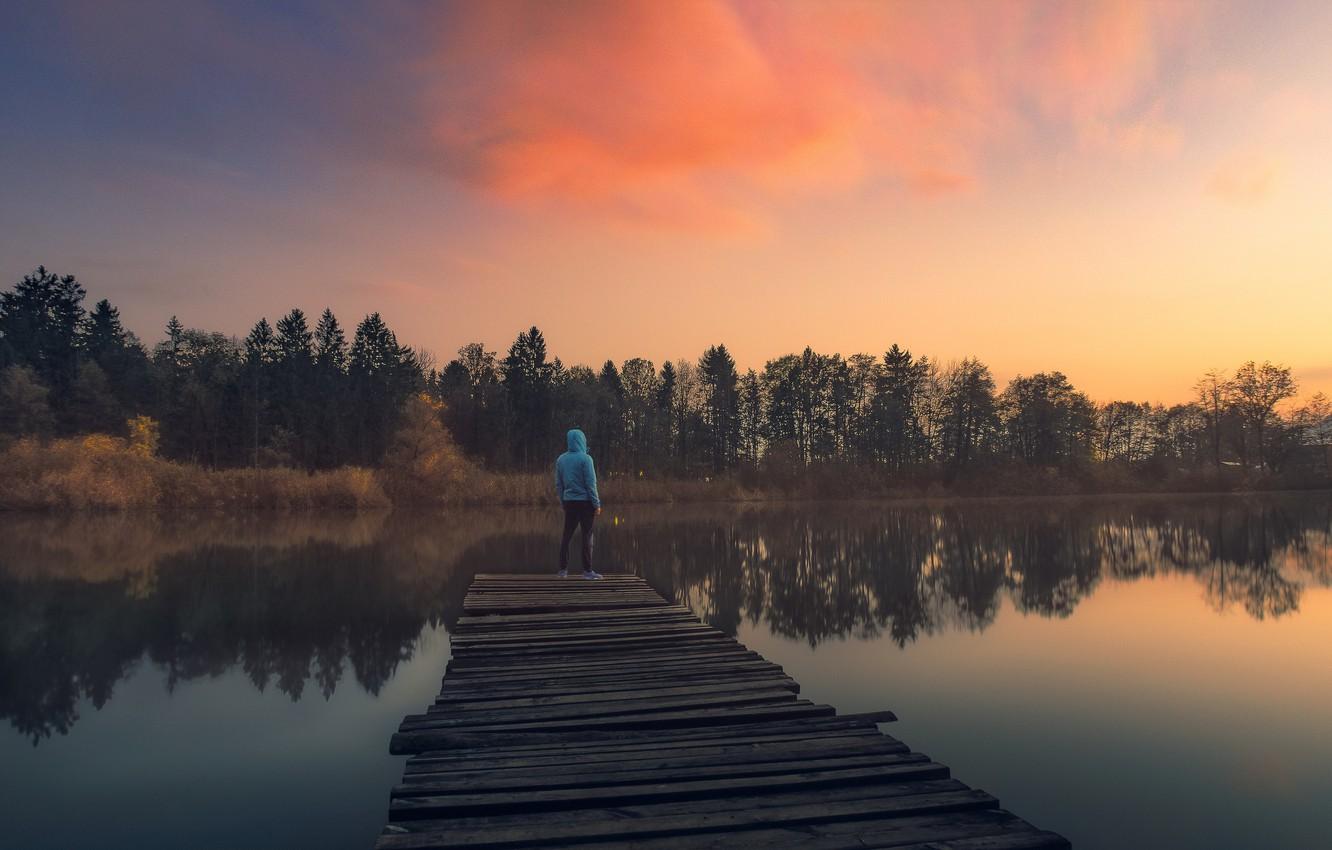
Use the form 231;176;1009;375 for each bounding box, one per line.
376;574;1068;849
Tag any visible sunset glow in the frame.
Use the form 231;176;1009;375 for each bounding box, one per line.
3;0;1330;401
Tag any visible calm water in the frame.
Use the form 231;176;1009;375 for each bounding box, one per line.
2;495;1330;849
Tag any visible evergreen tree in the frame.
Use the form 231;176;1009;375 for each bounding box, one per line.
0;266;87;424
314;308;348;372
82;298;152;417
244;318;279;465
274;308;316;466
596;359;626;471
348;313;418;465
311;308;350;466
873;344;930;471
655;360;677;469
698;344;740;472
501;327;554;469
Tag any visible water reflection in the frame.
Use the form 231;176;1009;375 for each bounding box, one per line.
2;495;1328;743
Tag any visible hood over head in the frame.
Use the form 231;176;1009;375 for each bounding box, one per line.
566;429;587;453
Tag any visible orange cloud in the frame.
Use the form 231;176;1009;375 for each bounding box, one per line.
414;1;1197;227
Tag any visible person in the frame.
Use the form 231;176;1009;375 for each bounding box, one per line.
555;428;602;579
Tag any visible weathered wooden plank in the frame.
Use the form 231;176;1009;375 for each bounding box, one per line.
465;583;655;589
393;712;899;756
449;642;762;663
449;631;733;656
403;736;907;775
404;727;894;769
462;604;676;616
378;789;999;846
472;573;644;580
468;581;649;585
464;592;658;598
442;668;777;688
404;691;804;731
436;678;800;710
465;588;660;596
441;661;777;684
889;833;1070;850
455;604;695;625
512;812;1060;850
465;587;661;596
395;752;935;796
462;599;668;610
449;622;717;645
405;688;800;729
389;761;956;819
390;703;848;753
464;593;661;600
448;645;764;665
385;779;971;834
457;616;705;635
438;669;796;699
445;649;770;675
438;669;790;694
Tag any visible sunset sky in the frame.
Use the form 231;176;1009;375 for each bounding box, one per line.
2;0;1330;402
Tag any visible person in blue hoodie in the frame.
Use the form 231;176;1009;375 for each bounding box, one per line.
555;428;602;579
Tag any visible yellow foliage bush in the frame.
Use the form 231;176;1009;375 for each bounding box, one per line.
127;415;160;457
376;395;474;505
0;436;390;511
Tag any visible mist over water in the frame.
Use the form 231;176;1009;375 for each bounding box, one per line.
2;494;1330;849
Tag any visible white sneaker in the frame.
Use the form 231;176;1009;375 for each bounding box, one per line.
557;569;567;578
583;570;603;580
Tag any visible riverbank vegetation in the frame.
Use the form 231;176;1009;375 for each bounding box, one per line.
2;266;1330;509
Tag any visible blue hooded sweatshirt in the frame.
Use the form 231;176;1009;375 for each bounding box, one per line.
555;429;600;507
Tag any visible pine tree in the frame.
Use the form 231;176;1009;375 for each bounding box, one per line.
274;308;316;466
314;309;348;372
349;313;418;464
873;344;929;471
0;266;87;422
501;326;553;469
313;308;349;465
698;344;740;472
596;359;626;471
244;318;278;466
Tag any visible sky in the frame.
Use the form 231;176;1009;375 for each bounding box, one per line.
2;0;1330;403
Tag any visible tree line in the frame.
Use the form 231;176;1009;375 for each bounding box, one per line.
2;266;1329;486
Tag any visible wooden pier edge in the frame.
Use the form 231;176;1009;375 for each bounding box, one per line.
374;573;1069;849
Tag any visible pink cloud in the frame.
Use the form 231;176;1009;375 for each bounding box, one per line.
409;1;1198;227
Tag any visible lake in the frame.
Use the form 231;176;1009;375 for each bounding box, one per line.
2;494;1330;849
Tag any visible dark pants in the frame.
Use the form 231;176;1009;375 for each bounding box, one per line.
559;500;596;571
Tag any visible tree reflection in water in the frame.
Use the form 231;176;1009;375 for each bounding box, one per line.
2;495;1328;743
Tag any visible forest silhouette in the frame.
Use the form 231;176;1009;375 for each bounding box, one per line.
2;266;1330;507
